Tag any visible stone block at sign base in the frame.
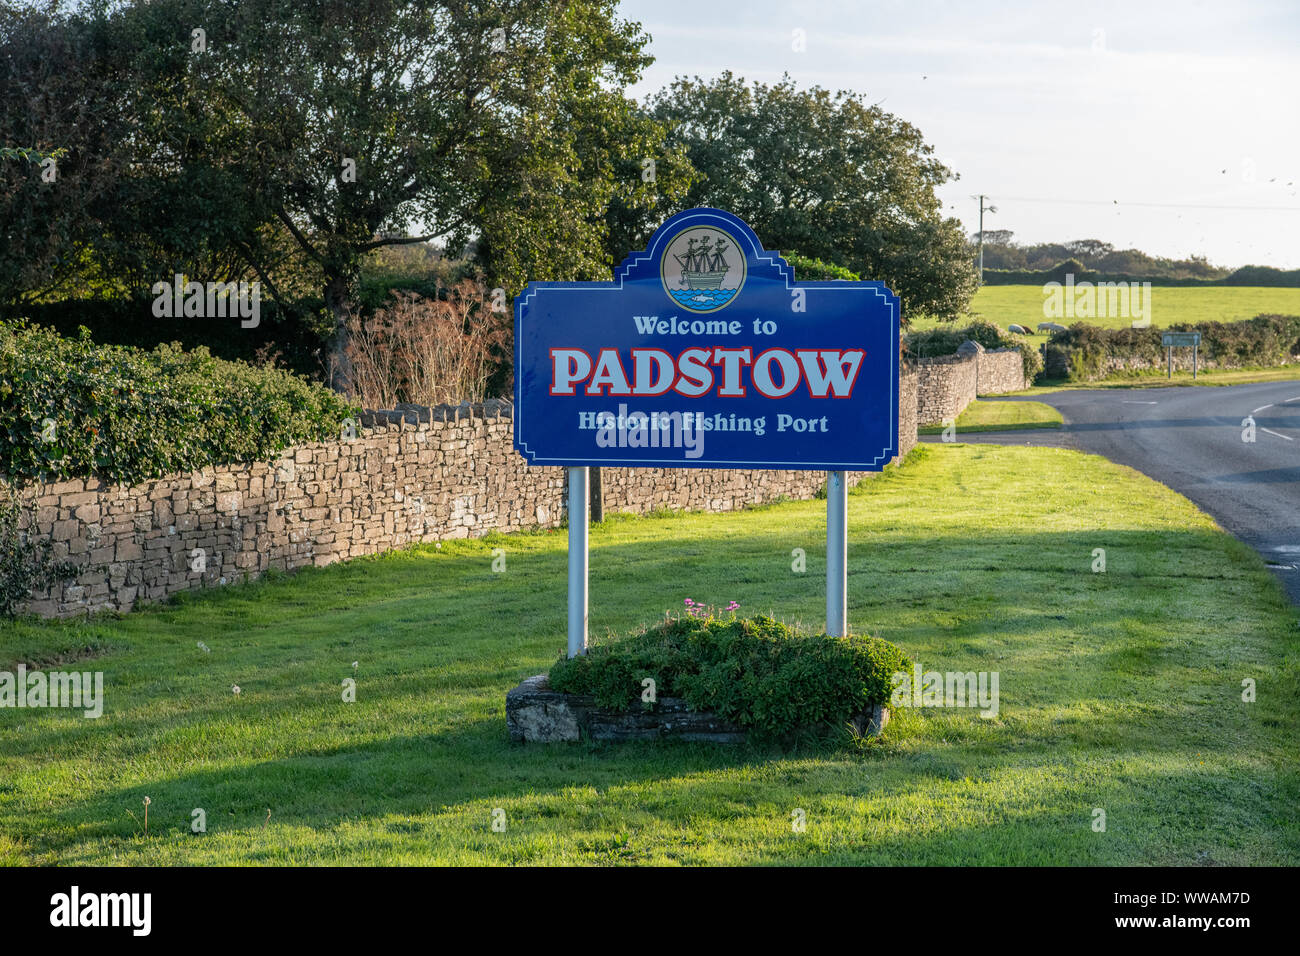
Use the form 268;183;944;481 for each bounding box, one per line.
506;674;888;744
505;675;583;742
850;704;890;737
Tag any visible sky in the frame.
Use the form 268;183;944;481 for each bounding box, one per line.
617;0;1300;269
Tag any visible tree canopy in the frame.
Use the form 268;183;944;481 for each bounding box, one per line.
647;72;977;319
974;231;1230;280
3;6;981;370
2;0;695;383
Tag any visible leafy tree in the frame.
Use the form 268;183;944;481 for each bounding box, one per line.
1065;239;1114;262
0;146;64;163
647;72;977;320
3;0;690;389
0;3;118;304
0;1;290;307
974;229;1015;247
601;104;698;270
92;0;297;299
174;0;682;388
1021;243;1071;270
471;11;694;287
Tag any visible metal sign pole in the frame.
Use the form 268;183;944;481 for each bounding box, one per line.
567;466;589;657
1193;343;1198;380
826;471;847;637
1167;346;1172;379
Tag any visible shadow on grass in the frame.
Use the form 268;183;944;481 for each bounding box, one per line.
3;495;1298;862
40;717;793;849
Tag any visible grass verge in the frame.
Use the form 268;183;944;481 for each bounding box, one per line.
919;399;1063;434
1;444;1296;865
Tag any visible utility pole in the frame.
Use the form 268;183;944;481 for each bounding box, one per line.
973;194;997;281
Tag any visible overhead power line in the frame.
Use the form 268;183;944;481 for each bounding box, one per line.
989;196;1300;213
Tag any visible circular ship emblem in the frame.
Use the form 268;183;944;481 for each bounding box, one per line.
659;225;746;313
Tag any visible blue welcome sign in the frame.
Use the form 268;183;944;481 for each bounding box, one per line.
513;208;900;470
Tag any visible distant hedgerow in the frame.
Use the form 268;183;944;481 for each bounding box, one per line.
1043;314;1300;381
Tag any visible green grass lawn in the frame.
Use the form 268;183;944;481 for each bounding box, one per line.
2;445;1297;865
919;399;1063;434
909;285;1300;336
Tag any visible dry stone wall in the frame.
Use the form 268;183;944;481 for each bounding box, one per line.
977;349;1028;395
914;347;1027;426
915;353;978;426
18;371;919;618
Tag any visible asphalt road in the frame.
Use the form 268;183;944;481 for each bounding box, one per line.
923;381;1300;604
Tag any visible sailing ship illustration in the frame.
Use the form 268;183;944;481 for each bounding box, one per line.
673;235;731;290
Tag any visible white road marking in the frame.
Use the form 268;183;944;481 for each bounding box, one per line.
1285;396;1300;404
1252;405;1273;414
1122;401;1158;404
1260;428;1294;441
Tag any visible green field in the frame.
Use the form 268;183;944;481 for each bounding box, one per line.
918;400;1062;434
910;285;1300;336
2;445;1297;865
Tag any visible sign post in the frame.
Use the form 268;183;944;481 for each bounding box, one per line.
567;466;589;657
826;471;847;637
1161;332;1202;380
514;208;900;645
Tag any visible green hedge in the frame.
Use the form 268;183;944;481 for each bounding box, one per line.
904;318;1044;382
1043;314;1300;381
548;613;911;739
0;321;358;485
786;253;861;282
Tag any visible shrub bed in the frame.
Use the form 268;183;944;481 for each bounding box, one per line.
904;318;1043;381
786;253;861;282
0;321;358;485
1043;314;1300;381
548;611;911;739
